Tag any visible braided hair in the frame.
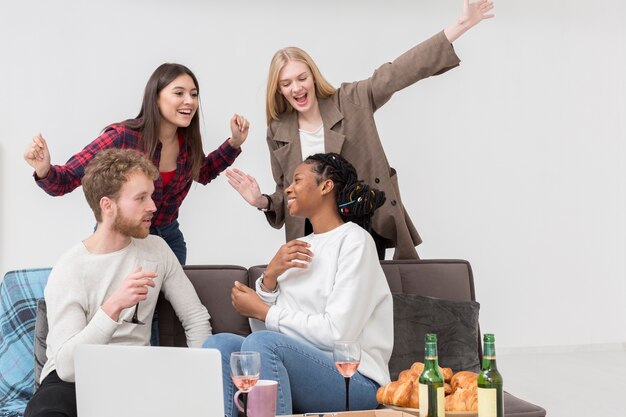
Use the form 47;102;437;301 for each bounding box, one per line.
303;153;386;232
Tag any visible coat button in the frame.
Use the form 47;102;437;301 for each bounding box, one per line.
375;177;380;183
391;200;397;206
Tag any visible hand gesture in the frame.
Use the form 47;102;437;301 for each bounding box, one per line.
445;0;495;43
263;240;313;289
231;281;269;321
101;267;157;321
24;133;52;179
225;168;267;208
228;113;250;148
461;0;495;27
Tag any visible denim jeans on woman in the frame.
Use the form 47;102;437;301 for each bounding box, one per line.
202;332;380;417
149;219;187;265
148;220;186;345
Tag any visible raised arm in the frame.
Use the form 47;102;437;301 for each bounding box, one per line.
24;133;52;179
26;126;128;196
196;114;248;185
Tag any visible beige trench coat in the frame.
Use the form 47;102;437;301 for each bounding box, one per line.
264;31;460;259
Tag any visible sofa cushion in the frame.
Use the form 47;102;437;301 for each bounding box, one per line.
0;268;50;417
158;265;251;346
389;293;480;380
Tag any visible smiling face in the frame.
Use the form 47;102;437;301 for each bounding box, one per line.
277;60;318;116
157;74;199;131
111;171;157;239
284;162;333;218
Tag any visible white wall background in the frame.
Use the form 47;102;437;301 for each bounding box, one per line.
1;0;624;350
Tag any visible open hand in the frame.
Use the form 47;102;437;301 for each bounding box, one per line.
225;168;268;208
445;0;495;43
24;133;52;179
228;113;250;148
461;0;495;27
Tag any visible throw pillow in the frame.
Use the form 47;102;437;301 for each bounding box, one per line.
389;293;480;380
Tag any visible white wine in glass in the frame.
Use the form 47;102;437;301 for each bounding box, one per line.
333;341;361;411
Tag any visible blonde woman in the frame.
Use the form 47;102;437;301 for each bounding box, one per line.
226;0;494;259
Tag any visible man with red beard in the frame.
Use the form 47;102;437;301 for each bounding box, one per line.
25;148;212;417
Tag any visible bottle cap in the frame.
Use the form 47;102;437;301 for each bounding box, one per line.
484;333;495;343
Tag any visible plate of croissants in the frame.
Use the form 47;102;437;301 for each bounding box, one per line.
376;361;479;416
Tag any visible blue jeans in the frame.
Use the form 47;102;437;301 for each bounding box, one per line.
202;332;380;417
149;220;186;346
150;219;187;265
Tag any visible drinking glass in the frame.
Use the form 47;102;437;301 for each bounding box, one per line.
230;351;261;417
333;340;361;411
124;260;158;325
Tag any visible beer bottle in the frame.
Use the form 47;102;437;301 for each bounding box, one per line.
477;333;504;417
418;333;445;417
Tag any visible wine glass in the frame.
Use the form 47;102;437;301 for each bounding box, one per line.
333;340;361;411
230;351;261;417
124;260;158;325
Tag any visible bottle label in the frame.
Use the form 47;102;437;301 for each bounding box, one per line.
478;387;497;417
418;383;445;416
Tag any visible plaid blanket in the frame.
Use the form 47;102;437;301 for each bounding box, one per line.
0;269;50;417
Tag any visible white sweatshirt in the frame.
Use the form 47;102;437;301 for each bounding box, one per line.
251;222;393;386
41;235;212;383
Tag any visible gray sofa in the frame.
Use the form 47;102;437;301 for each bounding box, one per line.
156;260;546;417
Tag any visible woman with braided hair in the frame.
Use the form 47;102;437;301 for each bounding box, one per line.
304;152;387;233
203;152;393;416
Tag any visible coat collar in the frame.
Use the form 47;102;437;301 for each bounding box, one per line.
271;97;346;155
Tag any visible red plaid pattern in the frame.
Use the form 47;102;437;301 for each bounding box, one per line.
35;124;241;227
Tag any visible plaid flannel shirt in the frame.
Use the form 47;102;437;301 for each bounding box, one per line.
35;124;241;227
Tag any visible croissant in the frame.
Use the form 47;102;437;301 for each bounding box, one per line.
440;367;453;382
407;362;453;382
450;371;478;392
445;386;478;412
398;368;420;382
376;380;414;407
407;380;420;409
378;363;467;408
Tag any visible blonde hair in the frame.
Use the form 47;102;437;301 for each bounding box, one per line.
266;47;337;125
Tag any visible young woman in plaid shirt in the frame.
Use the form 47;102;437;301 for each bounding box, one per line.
24;63;249;265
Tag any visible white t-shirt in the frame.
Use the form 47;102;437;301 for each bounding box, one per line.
299;124;325;161
251;222;393;386
42;235;212;383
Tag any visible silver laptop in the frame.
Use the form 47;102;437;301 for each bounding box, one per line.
75;344;224;417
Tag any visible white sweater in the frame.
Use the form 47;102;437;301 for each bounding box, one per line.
251;222;393;386
41;235;212;383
